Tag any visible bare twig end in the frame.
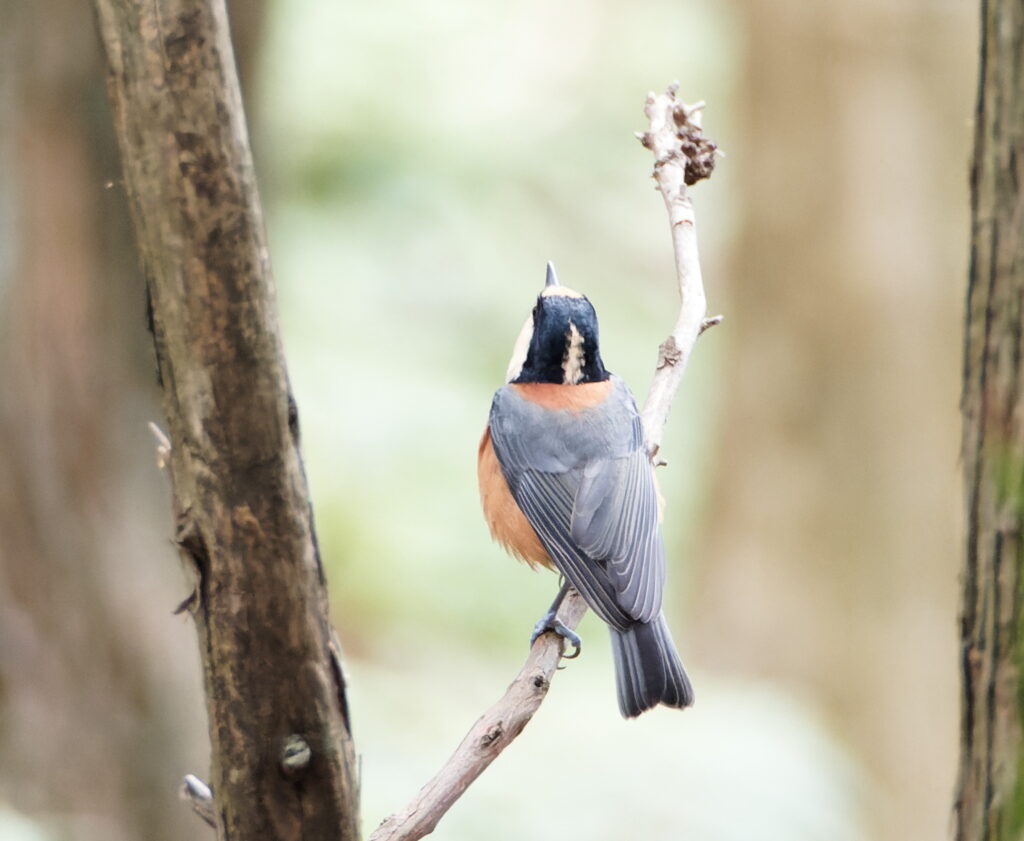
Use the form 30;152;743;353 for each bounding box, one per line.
148;421;171;468
181;774;216;828
700;315;724;335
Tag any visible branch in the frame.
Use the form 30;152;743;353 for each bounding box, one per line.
370;590;587;841
370;84;720;841
636;83;722;461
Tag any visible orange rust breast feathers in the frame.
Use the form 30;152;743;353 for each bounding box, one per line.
478;426;553;568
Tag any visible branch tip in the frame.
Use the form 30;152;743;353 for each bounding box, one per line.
148;421;171;468
173;588;199;615
181;774;216;827
699;315;724;335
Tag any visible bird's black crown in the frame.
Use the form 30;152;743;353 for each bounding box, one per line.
514;291;610;385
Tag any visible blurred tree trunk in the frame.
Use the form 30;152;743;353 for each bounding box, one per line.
955;0;1024;837
91;1;360;840
690;2;972;839
0;1;262;839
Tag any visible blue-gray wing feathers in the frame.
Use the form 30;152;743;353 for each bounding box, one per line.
488;378;665;628
572;449;665;621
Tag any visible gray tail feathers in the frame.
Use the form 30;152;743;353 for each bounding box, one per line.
610;613;694;718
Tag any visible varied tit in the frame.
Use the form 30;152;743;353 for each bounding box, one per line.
478;262;694;717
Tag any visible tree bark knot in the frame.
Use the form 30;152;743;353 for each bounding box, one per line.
172;511;209;614
657;336;683;369
281;735;313;776
480;724;504;748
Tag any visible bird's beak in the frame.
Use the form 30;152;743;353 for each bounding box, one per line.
545;261;559;288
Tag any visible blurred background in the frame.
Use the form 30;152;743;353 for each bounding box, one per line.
0;0;973;839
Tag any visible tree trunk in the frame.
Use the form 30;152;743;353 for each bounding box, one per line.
956;0;1024;838
91;2;359;839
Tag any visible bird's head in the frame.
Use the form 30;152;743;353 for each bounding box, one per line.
506;263;610;385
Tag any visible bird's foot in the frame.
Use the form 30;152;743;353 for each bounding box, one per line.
530;611;582;659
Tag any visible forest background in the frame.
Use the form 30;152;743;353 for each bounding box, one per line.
0;1;973;840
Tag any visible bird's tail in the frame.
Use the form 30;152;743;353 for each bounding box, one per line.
609;613;694;717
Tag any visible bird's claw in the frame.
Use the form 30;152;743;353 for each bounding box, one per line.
530;614;582;659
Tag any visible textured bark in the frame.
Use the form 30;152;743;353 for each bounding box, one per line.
955;0;1024;838
91;2;359;840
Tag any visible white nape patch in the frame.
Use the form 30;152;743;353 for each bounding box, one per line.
540;285;585;299
505;315;534;382
563;321;585;384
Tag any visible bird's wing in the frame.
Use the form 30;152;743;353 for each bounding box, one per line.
488;382;665;627
570;446;665;623
513;470;632;629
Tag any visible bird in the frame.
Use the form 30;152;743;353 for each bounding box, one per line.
478;262;694;717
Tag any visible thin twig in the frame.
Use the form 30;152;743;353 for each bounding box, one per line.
368;590;588;841
637;83;719;461
370;83;719;841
